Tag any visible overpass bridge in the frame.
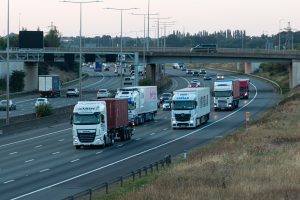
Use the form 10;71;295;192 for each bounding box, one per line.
0;47;300;89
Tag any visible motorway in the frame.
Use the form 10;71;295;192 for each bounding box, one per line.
0;67;280;200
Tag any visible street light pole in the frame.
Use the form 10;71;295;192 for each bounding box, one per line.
60;0;101;101
6;0;10;125
147;0;150;51
279;19;284;51
104;7;139;88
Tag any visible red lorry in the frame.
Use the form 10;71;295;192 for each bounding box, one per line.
239;79;250;99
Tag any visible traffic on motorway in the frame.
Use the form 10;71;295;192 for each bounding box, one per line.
0;65;280;200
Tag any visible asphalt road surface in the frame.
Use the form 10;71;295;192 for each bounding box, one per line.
0;67;280;200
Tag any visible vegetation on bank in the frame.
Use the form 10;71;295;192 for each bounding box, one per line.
93;82;299;200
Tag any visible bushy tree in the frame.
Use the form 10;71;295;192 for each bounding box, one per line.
10;70;26;92
44;27;61;47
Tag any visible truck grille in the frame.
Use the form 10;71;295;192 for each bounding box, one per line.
175;114;191;122
77;132;96;143
218;100;227;107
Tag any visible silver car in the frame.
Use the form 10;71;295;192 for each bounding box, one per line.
97;89;111;99
0;100;16;111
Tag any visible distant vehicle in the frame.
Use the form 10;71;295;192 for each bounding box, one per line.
35;98;49;107
130;73;135;80
66;88;79;97
94;62;103;72
115;86;157;126
192;71;200;77
123;76;133;85
190;44;217;53
138;65;145;75
172;63;180;69
38;75;61;98
239;79;250;99
216;74;225;80
162;100;172;110
199;69;207;75
186;69;193;76
97;89;111;99
0;100;16;111
189;79;201;87
203;74;213;80
213;80;240;111
104;65;109;71
171;87;210;128
159;92;173;104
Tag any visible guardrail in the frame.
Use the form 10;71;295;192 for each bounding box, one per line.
62;155;172;200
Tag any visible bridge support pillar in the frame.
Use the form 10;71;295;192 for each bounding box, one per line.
24;62;38;91
241;62;261;74
146;64;157;85
290;60;300;88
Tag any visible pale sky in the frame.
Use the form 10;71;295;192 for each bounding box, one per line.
0;0;299;38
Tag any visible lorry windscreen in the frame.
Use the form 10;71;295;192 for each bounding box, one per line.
73;113;100;125
214;91;232;97
172;101;196;110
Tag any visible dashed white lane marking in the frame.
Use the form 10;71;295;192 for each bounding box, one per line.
9;152;18;155
215;136;223;138
117;144;124;147
135;138;141;141
24;159;34;163
163;128;168;131
58;139;64;142
40;169;50;173
35;145;42;148
150;132;156;135
4;180;15;184
70;159;79;163
96;151;103;155
52;152;60;155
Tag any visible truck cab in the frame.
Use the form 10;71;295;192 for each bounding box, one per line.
213;80;240;111
72;101;109;149
239;79;250;99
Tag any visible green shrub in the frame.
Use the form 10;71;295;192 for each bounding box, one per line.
35;104;53;117
139;78;153;86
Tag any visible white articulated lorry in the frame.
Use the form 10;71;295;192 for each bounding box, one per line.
171;87;210;129
115;86;157;126
71;99;133;149
213;80;240;111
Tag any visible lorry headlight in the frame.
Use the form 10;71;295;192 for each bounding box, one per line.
229;104;232;107
214;104;217;107
190;120;194;124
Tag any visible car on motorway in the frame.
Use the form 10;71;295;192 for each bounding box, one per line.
216;74;225;80
199;69;207;75
203;74;213;80
192;71;200;77
97;89;111;99
35;98;49;107
162;100;172;110
123;76;133;85
66;88;79;97
0;100;16;111
186;69;193;76
189;78;201;87
159;92;173;104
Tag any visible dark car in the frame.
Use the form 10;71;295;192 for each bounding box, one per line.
199;69;207;75
203;74;212;80
186;69;193;76
192;71;200;76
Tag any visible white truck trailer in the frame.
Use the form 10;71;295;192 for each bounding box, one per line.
38;75;61;97
115;86;157;126
171;87;210;129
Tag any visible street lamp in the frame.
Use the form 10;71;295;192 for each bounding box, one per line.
104;7;139;88
6;0;10;125
60;0;101;101
150;17;171;48
131;12;158;78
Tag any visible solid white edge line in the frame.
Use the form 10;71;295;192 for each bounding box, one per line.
11;83;258;200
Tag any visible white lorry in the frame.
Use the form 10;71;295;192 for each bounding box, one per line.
115;86;157;126
71;99;133;149
38;75;61;97
213;80;240;111
171;87;210;129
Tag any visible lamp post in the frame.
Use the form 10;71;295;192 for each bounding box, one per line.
6;0;10;125
278;19;284;50
150;17;171;48
60;0;101;101
104;7;139;88
147;0;150;51
131;12;158;76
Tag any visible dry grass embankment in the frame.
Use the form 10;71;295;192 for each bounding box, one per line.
100;87;300;200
